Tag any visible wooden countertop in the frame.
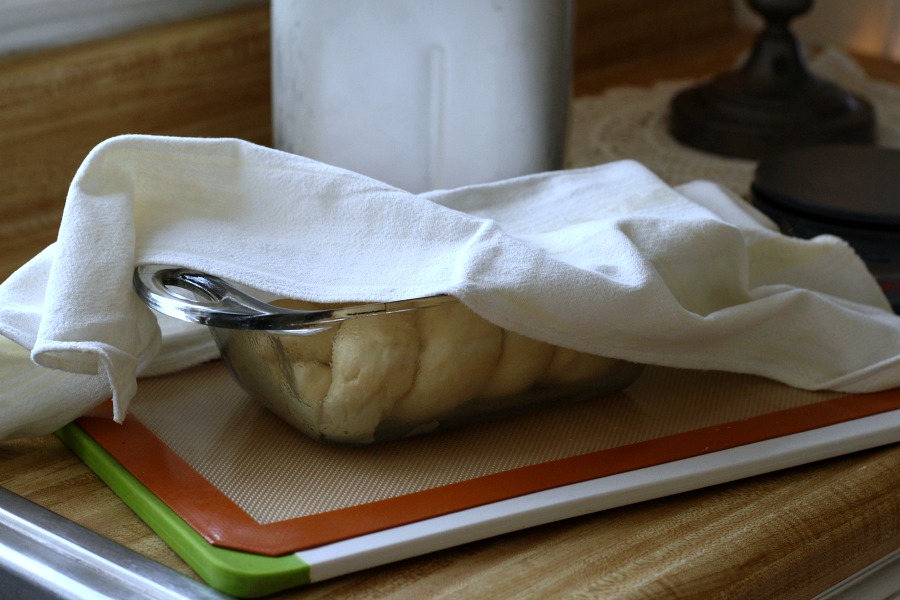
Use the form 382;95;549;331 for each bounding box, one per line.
2;3;900;598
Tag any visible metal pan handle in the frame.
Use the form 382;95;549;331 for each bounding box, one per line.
133;265;453;331
133;264;336;330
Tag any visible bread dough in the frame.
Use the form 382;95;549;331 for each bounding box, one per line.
390;303;502;424
477;331;555;399
217;328;325;437
279;329;336;423
539;346;623;386
318;311;419;442
225;297;643;443
273;300;340;430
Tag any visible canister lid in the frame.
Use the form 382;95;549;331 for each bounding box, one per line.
752;145;900;229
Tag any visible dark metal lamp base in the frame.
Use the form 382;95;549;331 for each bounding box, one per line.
669;0;876;160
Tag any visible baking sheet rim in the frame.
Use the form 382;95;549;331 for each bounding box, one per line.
300;408;900;581
74;385;900;557
59;407;900;592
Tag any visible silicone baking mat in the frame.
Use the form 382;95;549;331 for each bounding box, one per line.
58;360;900;598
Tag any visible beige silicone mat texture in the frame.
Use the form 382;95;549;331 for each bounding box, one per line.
129;362;841;525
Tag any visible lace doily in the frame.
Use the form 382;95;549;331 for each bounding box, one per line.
567;48;900;197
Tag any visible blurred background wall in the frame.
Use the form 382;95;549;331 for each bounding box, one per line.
3;0;899;61
732;0;900;59
0;0;265;57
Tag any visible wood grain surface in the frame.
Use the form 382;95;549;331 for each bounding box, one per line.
0;6;272;283
2;2;900;598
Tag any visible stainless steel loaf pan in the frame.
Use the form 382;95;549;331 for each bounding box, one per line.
134;265;644;444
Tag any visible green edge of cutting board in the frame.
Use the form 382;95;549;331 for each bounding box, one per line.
55;422;311;598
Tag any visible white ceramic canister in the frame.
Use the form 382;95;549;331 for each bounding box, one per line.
271;0;573;193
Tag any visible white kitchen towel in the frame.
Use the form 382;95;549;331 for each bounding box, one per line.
2;134;900;440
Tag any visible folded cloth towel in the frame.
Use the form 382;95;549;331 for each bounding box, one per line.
3;135;900;439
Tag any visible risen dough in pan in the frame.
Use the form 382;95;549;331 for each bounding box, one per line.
477;331;554;399
281;330;335;423
390;303;502;424
539;346;622;385
218;329;325;438
276;300;340;427
318;311;419;442
225;297;643;443
274;299;337;364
